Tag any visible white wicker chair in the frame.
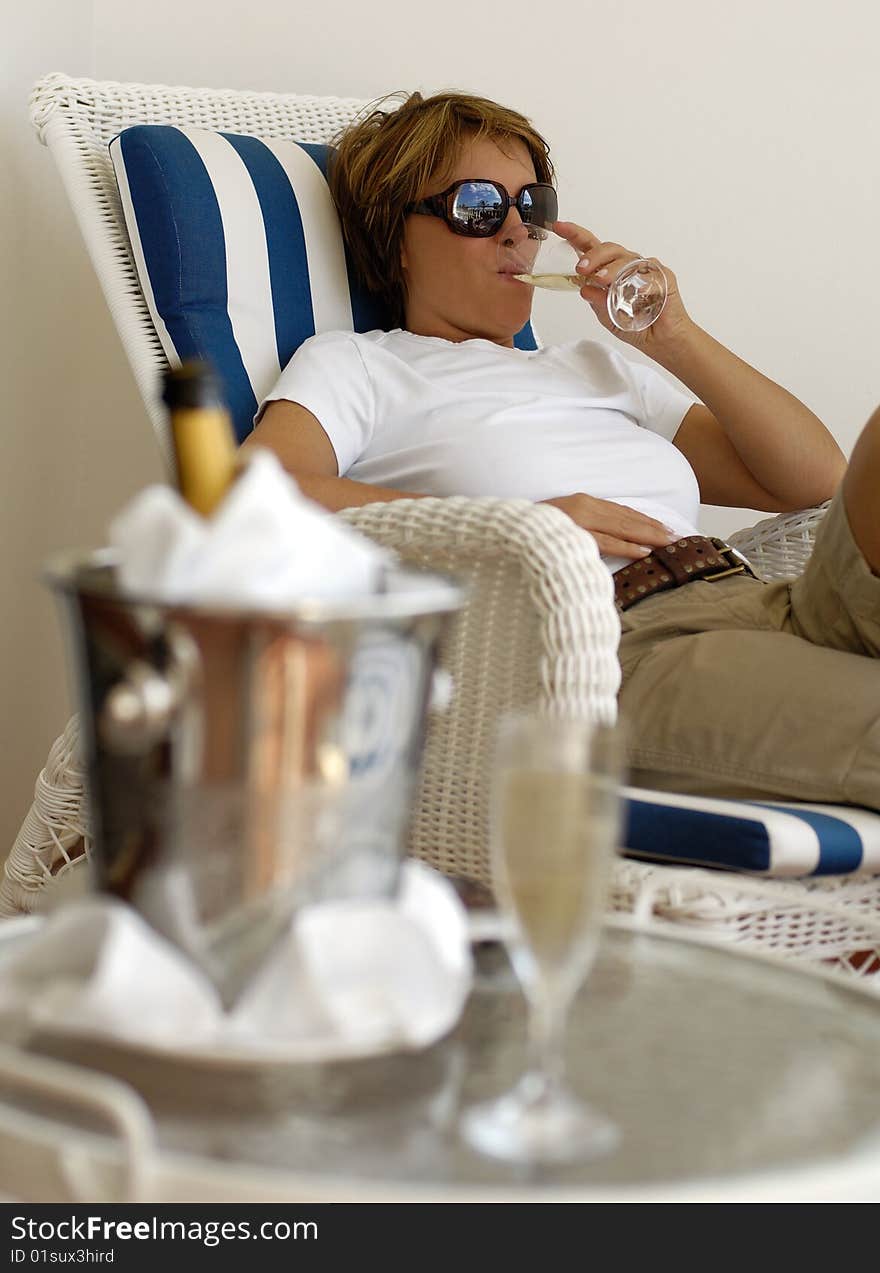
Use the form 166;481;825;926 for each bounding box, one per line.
11;72;880;983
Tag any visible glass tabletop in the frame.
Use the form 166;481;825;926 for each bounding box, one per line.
11;918;880;1199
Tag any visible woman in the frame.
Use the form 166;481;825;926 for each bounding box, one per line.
244;90;880;810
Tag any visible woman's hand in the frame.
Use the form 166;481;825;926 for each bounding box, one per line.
540;493;677;559
553;220;693;354
549;224;845;515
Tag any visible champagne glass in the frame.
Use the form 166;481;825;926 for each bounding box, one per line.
460;712;624;1164
500;227;667;331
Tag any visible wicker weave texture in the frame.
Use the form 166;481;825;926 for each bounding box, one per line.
1;717;90;918
610;858;880;987
341;498;621;880
729;502;831;581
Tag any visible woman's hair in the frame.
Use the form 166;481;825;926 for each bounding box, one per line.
328;90;554;328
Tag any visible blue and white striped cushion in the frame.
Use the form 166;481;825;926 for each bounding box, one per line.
623;787;880;877
110;125;539;442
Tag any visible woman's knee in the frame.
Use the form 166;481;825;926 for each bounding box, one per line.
842;405;880;576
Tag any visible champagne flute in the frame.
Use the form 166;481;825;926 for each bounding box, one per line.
460;712;624;1164
500;226;667;331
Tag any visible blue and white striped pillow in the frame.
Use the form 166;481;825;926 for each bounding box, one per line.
110;125;538;442
623;787;880;877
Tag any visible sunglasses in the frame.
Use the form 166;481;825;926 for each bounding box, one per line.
406;179;558;238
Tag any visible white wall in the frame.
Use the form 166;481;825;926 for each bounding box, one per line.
3;0;878;850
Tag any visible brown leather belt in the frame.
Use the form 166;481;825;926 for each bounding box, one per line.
613;535;756;612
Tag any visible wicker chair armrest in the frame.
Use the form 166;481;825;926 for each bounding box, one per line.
339;496;621;716
1;717;90;918
728;502;831;582
339;496;621;881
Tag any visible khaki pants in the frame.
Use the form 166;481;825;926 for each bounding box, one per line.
617;491;880;809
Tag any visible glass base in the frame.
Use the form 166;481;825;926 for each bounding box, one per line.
607;258;667;332
460;1078;619;1165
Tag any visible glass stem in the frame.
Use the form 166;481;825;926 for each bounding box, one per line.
523;984;571;1100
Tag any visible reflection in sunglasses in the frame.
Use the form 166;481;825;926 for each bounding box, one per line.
407;180;558;238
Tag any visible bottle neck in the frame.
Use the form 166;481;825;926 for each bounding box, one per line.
169;404;238;517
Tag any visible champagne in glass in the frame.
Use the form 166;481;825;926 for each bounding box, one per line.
501;767;615;982
500;227;668;331
461;713;624;1165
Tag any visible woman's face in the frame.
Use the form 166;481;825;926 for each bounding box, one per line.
400;134;538;346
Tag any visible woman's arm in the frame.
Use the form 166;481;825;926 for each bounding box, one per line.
555;221;847;510
653;330;846;510
242;400;428;511
251;399;677;557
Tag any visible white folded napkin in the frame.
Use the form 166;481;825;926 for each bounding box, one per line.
0;863;472;1063
108;447;392;607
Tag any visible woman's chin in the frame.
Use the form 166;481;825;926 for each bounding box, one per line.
482;292;534;339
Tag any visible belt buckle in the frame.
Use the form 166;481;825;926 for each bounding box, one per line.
703;540;748;582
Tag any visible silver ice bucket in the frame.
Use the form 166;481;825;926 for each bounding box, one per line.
46;551;463;1004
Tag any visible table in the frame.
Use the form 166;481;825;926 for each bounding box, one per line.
1;917;879;1201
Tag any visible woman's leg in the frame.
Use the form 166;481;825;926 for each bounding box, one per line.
618;405;880;808
842;403;880;576
619;614;880;809
617;570;880;810
786;449;880;659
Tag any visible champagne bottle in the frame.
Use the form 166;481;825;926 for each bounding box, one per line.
162;361;238;517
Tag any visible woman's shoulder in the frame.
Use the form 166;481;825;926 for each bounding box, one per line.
295;328;388;356
284;329;398;381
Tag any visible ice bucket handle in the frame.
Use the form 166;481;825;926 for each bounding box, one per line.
98;627;198;754
0;1044;156;1202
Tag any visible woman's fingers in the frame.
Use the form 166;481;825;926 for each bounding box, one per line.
542;494;676;552
584;500;673;547
552;222;638;278
590;534;658;560
576;246;639;285
552;220;601;255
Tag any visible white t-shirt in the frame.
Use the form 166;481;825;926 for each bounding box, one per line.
259;328;701;574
